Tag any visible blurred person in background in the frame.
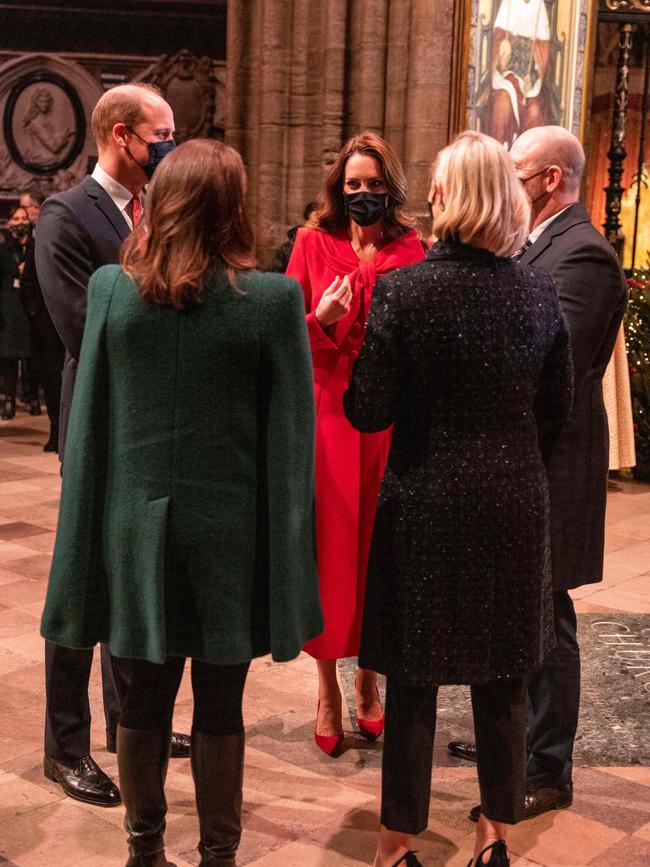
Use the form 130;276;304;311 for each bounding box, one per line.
268;201;319;272
0;205;33;420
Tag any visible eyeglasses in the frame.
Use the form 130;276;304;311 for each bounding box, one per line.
519;166;550;185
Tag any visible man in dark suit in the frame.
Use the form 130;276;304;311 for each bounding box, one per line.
36;83;190;807
449;125;628;820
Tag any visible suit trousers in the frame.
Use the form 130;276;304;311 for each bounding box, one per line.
527;590;580;787
44;641;131;761
381;676;527;834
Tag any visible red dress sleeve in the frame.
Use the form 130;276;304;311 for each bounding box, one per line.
286;228;338;352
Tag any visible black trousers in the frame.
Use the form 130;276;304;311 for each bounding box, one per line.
119;656;250;736
44;641;131;761
27;313;64;433
381;676;527;834
0;358;18;399
527;590;580;787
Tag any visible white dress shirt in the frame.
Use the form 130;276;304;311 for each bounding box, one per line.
91;163;138;230
528;205;573;246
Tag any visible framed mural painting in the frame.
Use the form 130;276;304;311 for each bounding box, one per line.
459;0;598;146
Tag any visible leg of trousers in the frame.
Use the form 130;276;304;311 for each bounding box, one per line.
44;640;93;761
44;641;134;760
527;590;581;788
471;678;527;824
101;645;133;739
381;679;438;835
381;676;528;834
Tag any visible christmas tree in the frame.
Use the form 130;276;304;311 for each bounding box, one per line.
626;268;650;481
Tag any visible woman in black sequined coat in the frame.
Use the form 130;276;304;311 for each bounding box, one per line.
344;132;573;867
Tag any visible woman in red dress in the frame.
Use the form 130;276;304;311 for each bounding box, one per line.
286;132;424;755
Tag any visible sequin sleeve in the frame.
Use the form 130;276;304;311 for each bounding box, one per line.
343;275;402;432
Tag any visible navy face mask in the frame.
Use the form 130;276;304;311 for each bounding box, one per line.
127;128;176;179
344;191;389;227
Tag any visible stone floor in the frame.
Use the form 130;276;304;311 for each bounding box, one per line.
1;408;649;867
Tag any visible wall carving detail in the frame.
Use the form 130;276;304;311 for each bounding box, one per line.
139;49;225;143
604;0;650;10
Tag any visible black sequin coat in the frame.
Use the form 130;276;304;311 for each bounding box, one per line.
344;241;573;686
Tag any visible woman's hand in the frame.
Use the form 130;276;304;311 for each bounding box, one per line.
315;275;353;328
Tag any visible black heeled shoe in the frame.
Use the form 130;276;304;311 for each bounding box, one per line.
467;839;509;867
393;852;423;867
1;399;15;420
29;398;41;415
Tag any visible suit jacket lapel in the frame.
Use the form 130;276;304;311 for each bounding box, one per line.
521;203;591;266
81;176;131;242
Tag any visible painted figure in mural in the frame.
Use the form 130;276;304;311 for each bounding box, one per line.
484;0;551;146
22;88;75;167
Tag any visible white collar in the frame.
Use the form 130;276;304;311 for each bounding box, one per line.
528;205;573;246
91;163;135;216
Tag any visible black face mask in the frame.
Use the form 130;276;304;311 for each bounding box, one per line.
127;128;176;179
344;191;389;227
9;223;31;241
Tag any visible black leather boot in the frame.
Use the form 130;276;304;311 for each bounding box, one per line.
191;729;245;866
117;725;174;867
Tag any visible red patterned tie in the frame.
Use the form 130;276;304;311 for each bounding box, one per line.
129;196;142;227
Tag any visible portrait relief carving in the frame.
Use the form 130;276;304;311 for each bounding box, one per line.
3;72;86;175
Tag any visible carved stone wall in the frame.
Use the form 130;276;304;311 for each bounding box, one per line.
227;0;455;265
0;0;226;225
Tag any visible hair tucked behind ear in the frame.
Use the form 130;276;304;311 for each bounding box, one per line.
432;131;530;257
120;139;256;308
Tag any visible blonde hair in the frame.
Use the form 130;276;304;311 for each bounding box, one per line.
91;83;163;147
432;131;530;257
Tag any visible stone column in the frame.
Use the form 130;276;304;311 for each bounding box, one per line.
227;0;454;265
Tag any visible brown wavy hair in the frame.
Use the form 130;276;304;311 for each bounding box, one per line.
121;138;255;308
316;131;414;242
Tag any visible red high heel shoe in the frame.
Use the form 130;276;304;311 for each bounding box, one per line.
356;682;384;741
314;700;344;757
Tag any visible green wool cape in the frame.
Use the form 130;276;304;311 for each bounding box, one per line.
41;265;323;664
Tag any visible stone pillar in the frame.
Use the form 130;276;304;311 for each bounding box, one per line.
227;0;454;265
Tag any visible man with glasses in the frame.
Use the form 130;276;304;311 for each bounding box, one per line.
448;125;627;822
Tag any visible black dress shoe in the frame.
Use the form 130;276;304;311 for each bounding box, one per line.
106;729;191;758
468;783;573;823
467;840;509;866
29;398;41;415
43;434;58;452
44;754;121;807
1;399;15;420
448;740;477;762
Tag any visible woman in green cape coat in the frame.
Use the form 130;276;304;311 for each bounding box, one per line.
41;139;322;867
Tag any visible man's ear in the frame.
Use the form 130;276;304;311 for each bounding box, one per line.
112;122;130;149
547;165;563;193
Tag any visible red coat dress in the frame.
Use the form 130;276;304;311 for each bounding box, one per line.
286;226;425;659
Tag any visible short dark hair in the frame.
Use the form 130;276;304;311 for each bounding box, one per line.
303;201;318;221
